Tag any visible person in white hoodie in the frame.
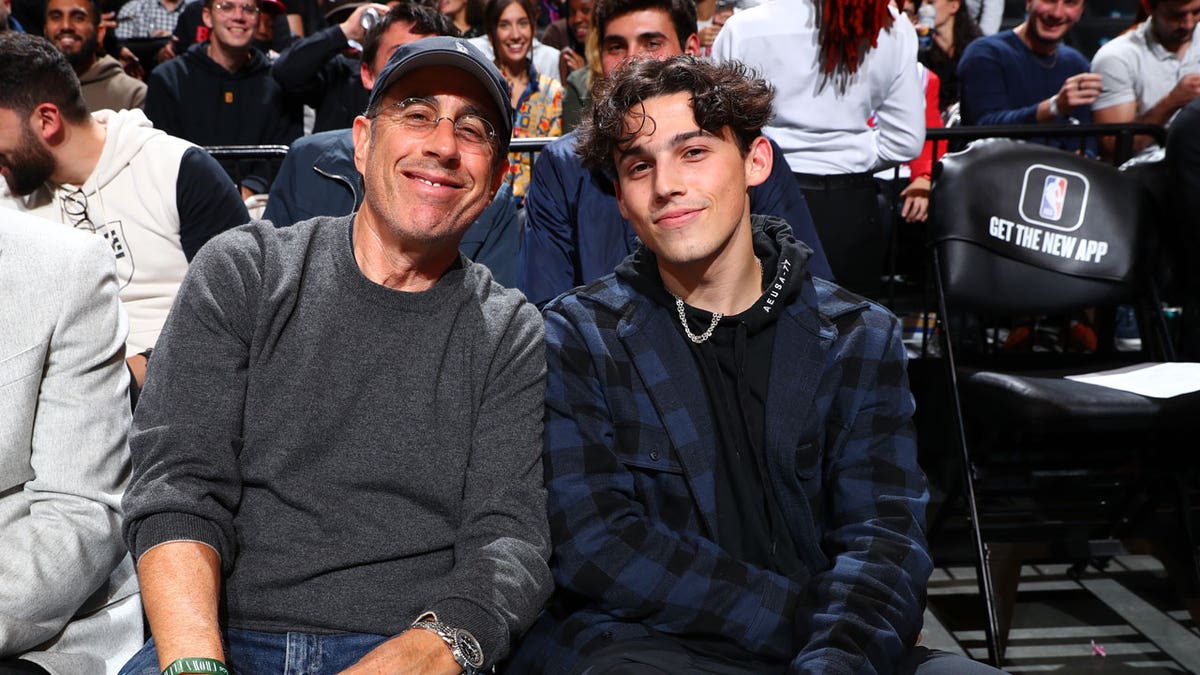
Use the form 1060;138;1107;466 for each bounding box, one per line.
0;32;248;389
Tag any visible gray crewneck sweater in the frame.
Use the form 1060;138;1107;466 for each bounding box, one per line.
123;216;551;666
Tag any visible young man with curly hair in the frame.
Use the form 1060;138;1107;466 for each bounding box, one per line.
509;56;1004;674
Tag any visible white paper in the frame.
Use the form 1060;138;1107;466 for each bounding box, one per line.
1065;363;1200;399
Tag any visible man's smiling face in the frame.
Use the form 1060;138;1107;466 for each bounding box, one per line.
353;65;507;249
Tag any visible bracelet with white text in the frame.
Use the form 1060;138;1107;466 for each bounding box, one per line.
161;657;230;675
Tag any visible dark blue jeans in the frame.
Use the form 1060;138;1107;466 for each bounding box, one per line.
119;628;390;675
572;638;1007;675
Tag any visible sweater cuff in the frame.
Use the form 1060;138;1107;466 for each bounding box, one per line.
131;512;227;566
428;597;507;668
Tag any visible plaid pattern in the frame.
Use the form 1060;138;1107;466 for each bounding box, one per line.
508;268;933;674
115;0;186;40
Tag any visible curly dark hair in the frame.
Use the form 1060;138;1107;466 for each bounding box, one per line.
362;2;460;73
575;55;774;177
0;32;90;123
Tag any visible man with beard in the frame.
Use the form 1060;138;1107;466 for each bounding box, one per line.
45;0;146;111
1092;0;1200;159
958;0;1101;154
0;32;247;388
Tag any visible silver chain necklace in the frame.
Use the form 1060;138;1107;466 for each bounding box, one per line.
671;294;722;343
669;258;765;344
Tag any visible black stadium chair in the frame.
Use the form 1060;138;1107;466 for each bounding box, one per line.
928;139;1200;667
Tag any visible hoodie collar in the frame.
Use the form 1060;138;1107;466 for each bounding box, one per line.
617;214;813;330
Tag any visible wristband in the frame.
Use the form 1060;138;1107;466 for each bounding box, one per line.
161;658;229;675
1048;96;1060;118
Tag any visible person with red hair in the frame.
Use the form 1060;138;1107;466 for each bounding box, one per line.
713;0;925;299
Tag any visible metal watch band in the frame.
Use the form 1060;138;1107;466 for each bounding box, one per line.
412;620;484;673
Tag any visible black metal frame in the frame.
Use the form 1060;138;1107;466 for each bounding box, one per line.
924;128;1192;667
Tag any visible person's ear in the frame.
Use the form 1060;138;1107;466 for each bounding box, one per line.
29;103;66;144
490;156;509;195
352;113;372;176
743;135;772;188
361;61;376;90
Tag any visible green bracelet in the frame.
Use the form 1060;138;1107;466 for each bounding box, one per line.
161;657;230;675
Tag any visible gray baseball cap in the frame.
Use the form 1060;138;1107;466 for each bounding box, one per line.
367;36;513;146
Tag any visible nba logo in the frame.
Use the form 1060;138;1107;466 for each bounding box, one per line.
1039;175;1067;221
1020;164;1089;232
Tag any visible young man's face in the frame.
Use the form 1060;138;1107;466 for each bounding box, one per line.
44;0;100;65
1152;0;1200;51
1023;0;1084;47
599;8;698;76
203;0;260;51
362;21;436;90
353;65;506;249
0;108;57;196
613;92;770;269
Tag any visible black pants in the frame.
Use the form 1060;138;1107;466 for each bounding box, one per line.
794;172;887;299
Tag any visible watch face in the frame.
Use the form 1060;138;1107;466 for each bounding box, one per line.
455;630;484;668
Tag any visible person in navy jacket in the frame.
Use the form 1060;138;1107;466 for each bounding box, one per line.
510;55;1004;675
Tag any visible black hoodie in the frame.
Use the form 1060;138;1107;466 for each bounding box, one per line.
145;42;303;193
619;215;811;577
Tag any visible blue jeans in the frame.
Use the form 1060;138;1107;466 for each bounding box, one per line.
119;628;390;675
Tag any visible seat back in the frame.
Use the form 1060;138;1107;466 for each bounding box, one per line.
931;139;1141;316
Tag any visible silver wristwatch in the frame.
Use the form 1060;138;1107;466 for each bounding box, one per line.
412;619;484;674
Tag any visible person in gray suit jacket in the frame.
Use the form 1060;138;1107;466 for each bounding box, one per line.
0;210;142;675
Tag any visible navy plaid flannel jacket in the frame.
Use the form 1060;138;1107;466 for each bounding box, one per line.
508;263;933;674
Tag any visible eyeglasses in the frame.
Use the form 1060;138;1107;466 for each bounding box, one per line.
212;2;261;16
368;97;498;151
61;188;96;233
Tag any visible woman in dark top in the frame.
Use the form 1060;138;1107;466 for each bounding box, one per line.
914;0;982;117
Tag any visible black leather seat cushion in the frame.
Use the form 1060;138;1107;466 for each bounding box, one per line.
959;365;1200;433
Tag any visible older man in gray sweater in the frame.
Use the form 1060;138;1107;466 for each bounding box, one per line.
119;37;551;675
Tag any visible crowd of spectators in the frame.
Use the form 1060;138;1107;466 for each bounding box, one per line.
2;0;1200;672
